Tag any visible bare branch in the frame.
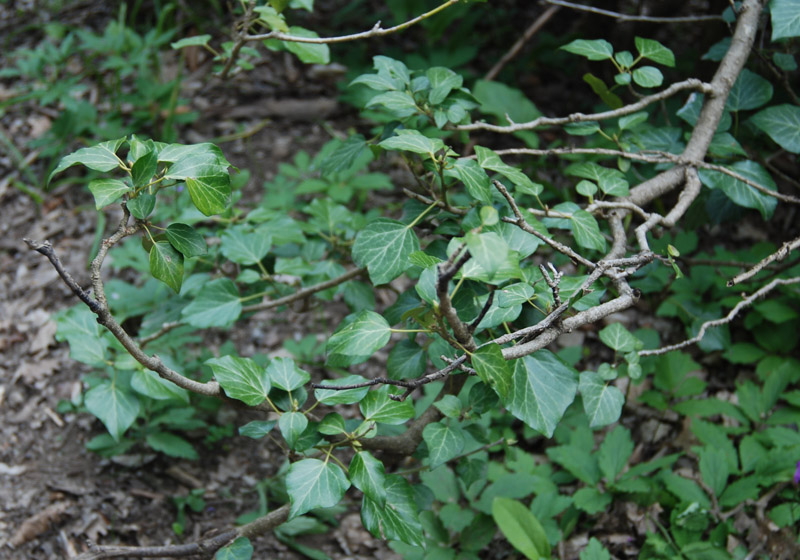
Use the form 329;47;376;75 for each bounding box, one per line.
243;0;459;44
26;236;225;399
728;235;800;286
76;530;237;559
493;180;597;268
630;0;768;206
437;247;477;352
542;0;725;22
459;79;712;133
640;276;800;356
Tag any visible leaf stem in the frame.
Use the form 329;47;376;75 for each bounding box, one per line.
406;202;438;229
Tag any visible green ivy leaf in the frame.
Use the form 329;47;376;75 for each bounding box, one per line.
726;69;773;112
475;146;542;195
361;475;424;547
423;421;466;468
598;323;639;352
326;310;391;366
131;149;158;188
580;372;624;428
359;386;415;424
365;91;419;117
583;73;623;109
185;174;232;216
349;73;400;91
634;37;675;67
286;458;350;519
282;26;330;64
379;129;444;157
146;431;198;459
267;357;311;392
465;231;509;279
279;412;309;449
560;38;614;60
491;497;550;560
618;111;649;131
448;158;492;203
387;340;427;380
215;537;253;560
352;219;420;285
205;355;270;406
84;378;140;441
49;137;126;183
54;306;108;366
770;0;800;41
350;451;387;507
472;344;512;399
698;160;778;220
314;375;371;405
239;420;276;439
131;370;190;403
751;104;800;153
632;66;663;88
149;241;184;293
166;223;207;258
570;210;607;252
565;162;629;196
221;227;271;265
128;193;156;219
320;134;367;177
171;34;212;49
181;278;242;327
506;351;578;437
319;413;346;435
88;178;130;209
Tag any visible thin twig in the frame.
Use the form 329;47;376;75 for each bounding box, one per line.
437;247;477;352
640;276;800;356
484;5;560;81
243;0;459;44
728;235;800;286
542;0;725;22
493;180;597;268
242;268;365;313
458;79;712;133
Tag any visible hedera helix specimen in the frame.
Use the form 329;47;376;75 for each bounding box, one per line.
26;0;800;557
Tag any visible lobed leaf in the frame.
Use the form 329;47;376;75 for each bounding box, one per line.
205;355;270;406
286;458;350;519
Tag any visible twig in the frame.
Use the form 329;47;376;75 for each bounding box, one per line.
219;0;258;79
700;161;800;205
402;187;468;216
493;180;597;268
640;276;800;356
242;268;365;313
484;5;560;81
458;79;712;133
243;0;459;44
728;235;800;286
437;246;477;352
542;0;725;22
468;289;495;333
139;322;182;347
539;263;564;309
26;230;225;399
